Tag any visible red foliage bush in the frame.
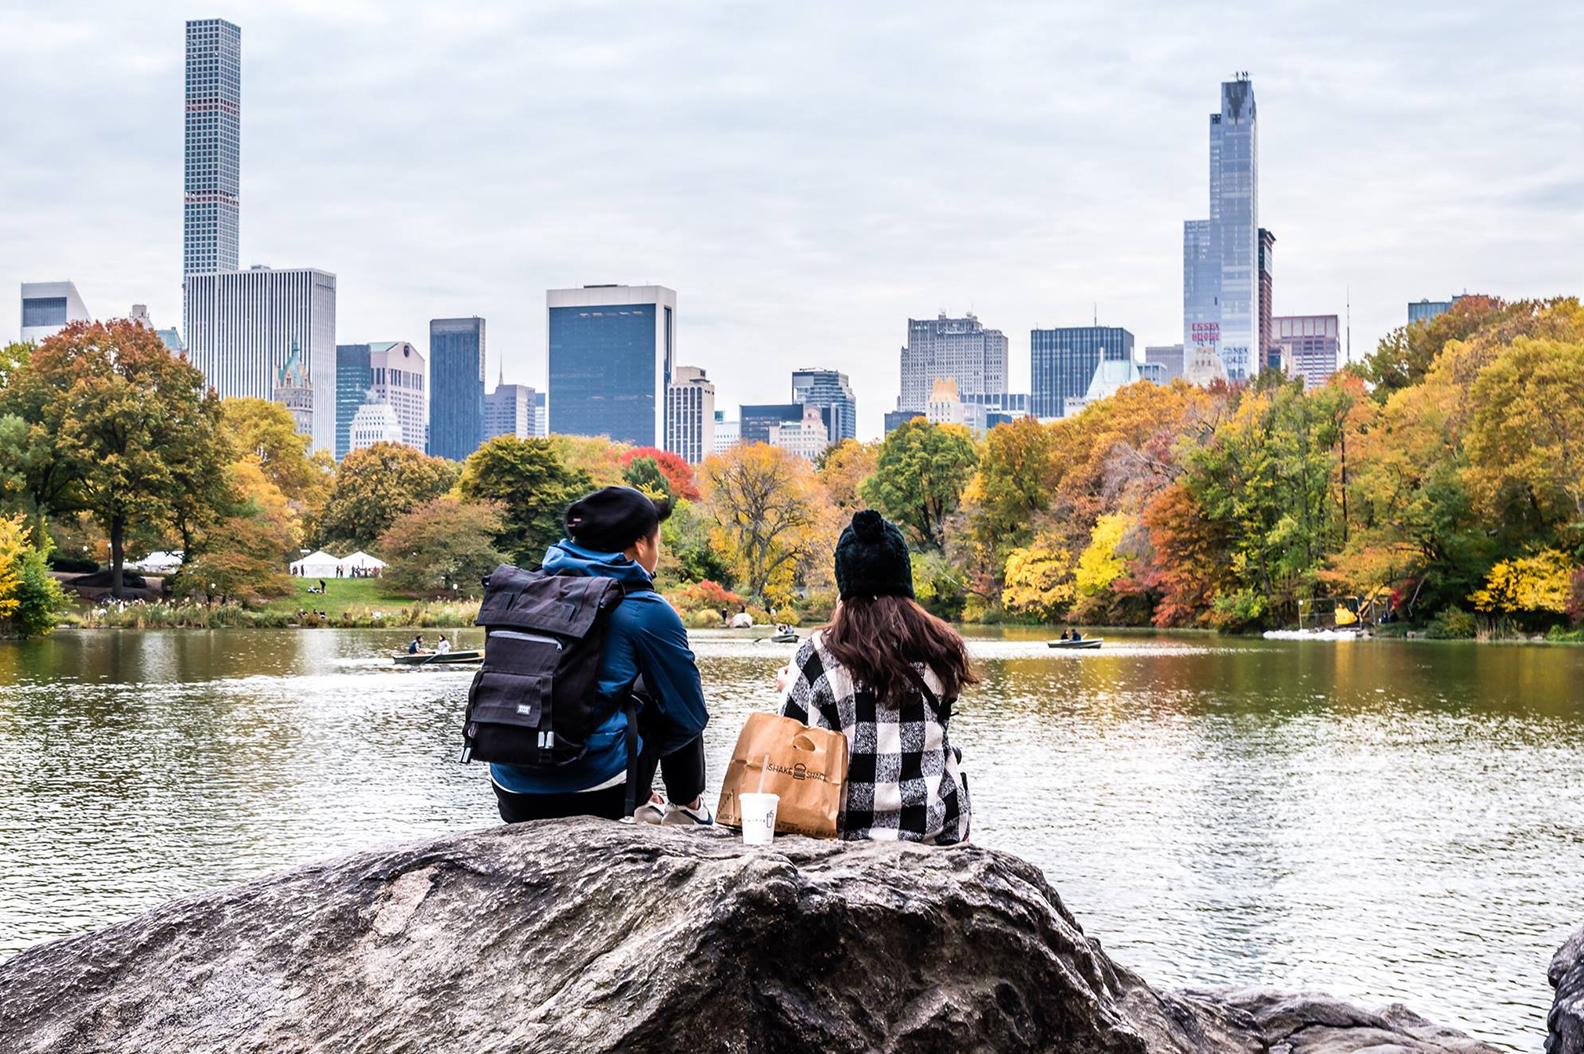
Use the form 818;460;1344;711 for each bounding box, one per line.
618;447;700;501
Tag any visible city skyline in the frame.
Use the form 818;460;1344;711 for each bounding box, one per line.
2;2;1580;438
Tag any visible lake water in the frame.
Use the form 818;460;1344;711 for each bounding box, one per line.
0;627;1580;1049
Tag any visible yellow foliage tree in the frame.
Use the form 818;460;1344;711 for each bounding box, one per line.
700;443;824;606
0;513;26;621
1001;536;1074;620
1074;513;1131;597
1469;549;1574;615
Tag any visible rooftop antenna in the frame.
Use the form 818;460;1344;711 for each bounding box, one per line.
1345;288;1352;365
1093;302;1098;327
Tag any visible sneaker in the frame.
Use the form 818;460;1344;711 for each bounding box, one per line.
662;799;714;826
631;793;667;825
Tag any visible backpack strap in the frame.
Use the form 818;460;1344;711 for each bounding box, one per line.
901;665;953;725
621;695;640;819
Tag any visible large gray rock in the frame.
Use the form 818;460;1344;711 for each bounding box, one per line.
0;820;1504;1054
1551;926;1584;1054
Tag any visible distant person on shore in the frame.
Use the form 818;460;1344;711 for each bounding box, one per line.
776;510;975;844
408;634;424;655
436;635;451;655
490;486;712;826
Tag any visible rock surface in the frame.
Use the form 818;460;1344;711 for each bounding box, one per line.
0;820;1506;1054
1551;926;1584;1054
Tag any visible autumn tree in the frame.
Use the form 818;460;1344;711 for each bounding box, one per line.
220;397;332;510
175;461;300;606
378;496;506;598
548;434;629;487
9;321;228;598
456;436;590;566
1001;535;1075;621
318;442;458;553
816;439;879;511
0;514;65;637
701;443;823;605
862;419;978;549
1359;296;1504;396
1463;337;1584;534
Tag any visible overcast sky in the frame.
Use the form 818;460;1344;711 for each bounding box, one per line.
3;0;1580;438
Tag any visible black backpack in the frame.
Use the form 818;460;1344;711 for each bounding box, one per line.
461;564;636;781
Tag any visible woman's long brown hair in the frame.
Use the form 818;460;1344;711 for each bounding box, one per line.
822;595;978;706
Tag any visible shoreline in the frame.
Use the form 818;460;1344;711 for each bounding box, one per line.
17;617;1580;645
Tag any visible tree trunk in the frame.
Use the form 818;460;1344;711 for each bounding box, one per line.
111;515;126;601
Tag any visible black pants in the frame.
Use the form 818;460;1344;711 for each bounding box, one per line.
493;732;706;823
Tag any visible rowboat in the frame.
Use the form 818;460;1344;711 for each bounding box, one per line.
391;650;483;666
1047;638;1102;650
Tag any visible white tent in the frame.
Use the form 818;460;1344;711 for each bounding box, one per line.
341;550;387;576
290;550;344;577
128;550;183;573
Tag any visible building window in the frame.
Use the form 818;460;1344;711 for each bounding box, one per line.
22;297;68;328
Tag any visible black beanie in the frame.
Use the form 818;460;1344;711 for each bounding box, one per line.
565;486;672;553
834;510;913;600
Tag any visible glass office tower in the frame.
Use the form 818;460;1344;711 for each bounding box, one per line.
547;285;675;447
791;367;857;443
1183;74;1259;381
428;317;486;461
335;343;373;460
1030;326;1135;419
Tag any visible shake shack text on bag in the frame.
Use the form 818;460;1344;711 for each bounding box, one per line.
717;712;848;838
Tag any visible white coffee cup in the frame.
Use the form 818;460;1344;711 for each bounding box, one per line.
739;792;779;846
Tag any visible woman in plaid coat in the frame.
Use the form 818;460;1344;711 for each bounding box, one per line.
778;510;976;845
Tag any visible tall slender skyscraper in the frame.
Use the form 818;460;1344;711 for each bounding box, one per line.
1183;74;1259;381
183;19;241;279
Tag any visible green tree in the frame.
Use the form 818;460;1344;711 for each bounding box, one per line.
456;436;591;566
970;416;1057;550
378;497;506;598
318;442;458;553
862;419;978;550
621;455;673;501
658;497;733;588
0;342;30;387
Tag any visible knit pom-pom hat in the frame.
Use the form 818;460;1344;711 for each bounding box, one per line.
834;510;913;600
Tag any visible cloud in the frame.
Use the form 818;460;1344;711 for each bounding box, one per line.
2;0;1580;436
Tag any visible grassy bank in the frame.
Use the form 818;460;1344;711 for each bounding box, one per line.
70;578;478;629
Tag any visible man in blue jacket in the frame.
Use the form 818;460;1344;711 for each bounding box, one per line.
490;486;714;825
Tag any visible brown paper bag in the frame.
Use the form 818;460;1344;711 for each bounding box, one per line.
716;712;849;838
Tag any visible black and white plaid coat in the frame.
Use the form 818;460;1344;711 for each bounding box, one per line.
779;631;970;845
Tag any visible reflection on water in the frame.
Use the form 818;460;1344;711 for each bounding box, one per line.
1;627;1580;1049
